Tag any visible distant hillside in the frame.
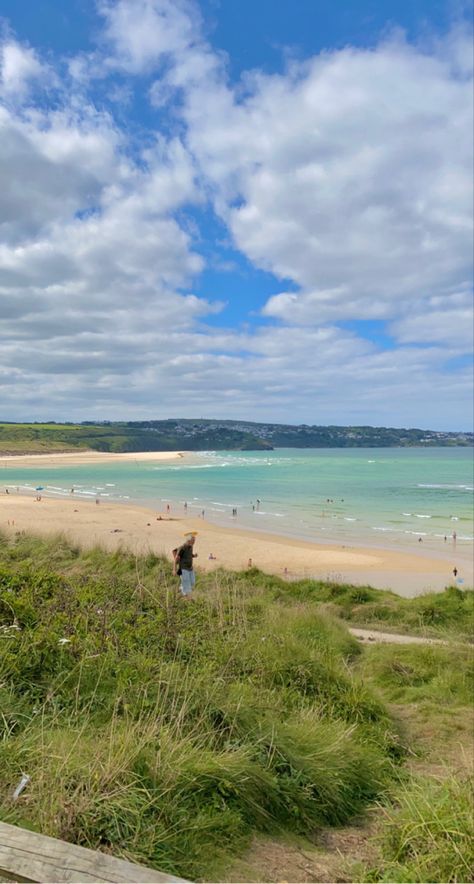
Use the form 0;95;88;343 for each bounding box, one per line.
0;419;472;454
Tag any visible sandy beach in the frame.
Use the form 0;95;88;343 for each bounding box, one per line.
1;492;470;597
0;450;185;467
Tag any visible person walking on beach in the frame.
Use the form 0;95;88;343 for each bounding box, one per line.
173;533;198;597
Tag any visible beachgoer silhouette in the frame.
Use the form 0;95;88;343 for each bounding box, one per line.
173;533;198;597
453;566;458;577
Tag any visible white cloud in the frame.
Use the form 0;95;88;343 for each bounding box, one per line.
0;101;126;244
0;5;472;429
98;0;200;73
0;40;48;97
179;31;473;338
389;288;474;347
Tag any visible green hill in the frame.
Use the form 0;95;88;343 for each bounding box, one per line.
0;419;471;454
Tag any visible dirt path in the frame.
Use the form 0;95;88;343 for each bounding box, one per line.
347;626;454;646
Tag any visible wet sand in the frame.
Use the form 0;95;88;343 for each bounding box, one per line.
0;493;470;597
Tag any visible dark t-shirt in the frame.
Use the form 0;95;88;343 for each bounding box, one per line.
176;543;194;570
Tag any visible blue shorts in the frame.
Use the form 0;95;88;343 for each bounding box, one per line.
180;568;195;596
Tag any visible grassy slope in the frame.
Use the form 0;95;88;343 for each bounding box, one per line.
0;422;272;454
353;640;474;883
0;532;472;882
0;422;128;453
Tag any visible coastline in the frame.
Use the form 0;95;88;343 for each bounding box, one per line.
1;492;470;597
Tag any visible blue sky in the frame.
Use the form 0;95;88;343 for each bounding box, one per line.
0;0;472;428
1;0;460;66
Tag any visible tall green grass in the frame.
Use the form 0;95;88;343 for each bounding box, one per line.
248;573;474;641
1;531;472;880
364;775;474;883
354;642;474;707
0;532;400;879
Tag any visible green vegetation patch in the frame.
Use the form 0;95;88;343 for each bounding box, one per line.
364;774;474;883
0;532;401;880
354;642;474;707
0;532;472;880
220;568;474;641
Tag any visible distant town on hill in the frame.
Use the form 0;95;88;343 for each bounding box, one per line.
0;419;472;454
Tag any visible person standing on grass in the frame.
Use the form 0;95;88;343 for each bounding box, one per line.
173;532;198;597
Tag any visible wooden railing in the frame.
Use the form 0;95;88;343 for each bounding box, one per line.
0;821;188;883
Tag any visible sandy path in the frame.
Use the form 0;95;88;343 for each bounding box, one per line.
0;493;469;597
348;627;461;646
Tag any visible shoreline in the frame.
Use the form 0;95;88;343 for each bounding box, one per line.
1;493;470;597
0;450;185;467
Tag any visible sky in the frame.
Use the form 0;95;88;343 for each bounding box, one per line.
0;0;472;430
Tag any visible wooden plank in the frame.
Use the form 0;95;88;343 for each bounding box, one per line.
0;821;188;883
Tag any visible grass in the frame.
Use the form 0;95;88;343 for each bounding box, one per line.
354;642;474;707
352;641;474;883
207;567;474;641
363;775;474;883
0;530;472;881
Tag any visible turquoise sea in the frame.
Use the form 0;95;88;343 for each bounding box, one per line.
2;448;473;555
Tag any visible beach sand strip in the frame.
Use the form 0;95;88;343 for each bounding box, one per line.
0;494;468;597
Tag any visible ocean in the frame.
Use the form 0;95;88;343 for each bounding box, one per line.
2;447;473;556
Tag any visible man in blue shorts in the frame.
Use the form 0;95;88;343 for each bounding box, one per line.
173;533;198;597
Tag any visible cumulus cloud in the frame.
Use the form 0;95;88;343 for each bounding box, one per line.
0;40;48;97
179;30;473;333
388;287;473;347
0;3;472;428
98;0;201;73
0;101;126;245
